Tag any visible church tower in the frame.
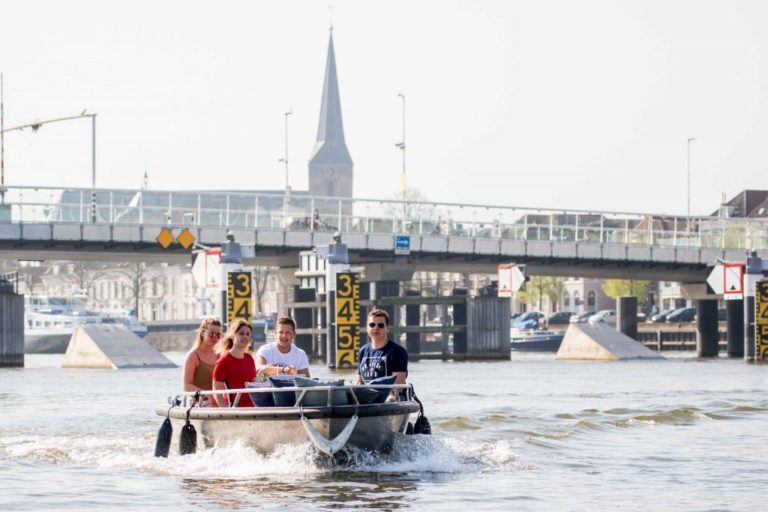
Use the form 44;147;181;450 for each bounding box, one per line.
308;30;353;212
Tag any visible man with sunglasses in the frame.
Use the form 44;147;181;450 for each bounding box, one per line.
357;308;408;388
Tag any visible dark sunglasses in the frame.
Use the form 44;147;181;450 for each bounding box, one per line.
207;331;222;338
368;322;386;329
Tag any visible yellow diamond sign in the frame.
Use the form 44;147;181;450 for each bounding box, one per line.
176;228;196;250
156;228;175;249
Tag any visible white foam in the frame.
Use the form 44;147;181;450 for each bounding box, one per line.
1;431;528;478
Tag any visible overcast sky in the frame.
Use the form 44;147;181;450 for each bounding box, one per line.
1;0;767;216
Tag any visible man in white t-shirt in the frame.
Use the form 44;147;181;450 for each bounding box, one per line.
255;316;310;377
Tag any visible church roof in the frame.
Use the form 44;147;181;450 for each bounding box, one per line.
309;32;353;166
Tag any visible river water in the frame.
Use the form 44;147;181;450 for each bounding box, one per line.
1;352;766;511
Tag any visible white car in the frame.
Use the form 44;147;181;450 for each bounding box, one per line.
588;309;616;326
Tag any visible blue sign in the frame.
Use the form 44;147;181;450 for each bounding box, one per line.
395;235;410;255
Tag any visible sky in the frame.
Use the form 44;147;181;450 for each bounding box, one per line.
1;0;767;217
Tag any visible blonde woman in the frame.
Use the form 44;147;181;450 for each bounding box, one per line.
182;318;222;401
212;319;256;407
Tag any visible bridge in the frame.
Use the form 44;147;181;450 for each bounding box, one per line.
1;185;767;282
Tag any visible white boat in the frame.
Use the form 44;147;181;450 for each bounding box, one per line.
24;297;148;353
155;383;423;457
24;295;104;353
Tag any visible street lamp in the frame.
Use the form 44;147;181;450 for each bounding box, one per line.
687;137;695;232
396;93;406;223
278;109;292;195
0;104;97;220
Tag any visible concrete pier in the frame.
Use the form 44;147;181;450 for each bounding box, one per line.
726;299;744;358
695;299;719;357
616;296;638;340
405;290;421;359
293;286;315;355
452;289;468;355
0;280;24;368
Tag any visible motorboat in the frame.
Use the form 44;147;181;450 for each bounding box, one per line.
510;330;564;352
154;383;424;457
24;295;104;353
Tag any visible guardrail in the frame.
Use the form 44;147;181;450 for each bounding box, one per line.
1;185;767;251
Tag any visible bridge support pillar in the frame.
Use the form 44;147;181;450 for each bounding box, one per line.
0;281;24;368
726;299;744;358
293;286;315;357
452;289;468;355
744;252;762;361
374;281;400;327
616;296;638;340
316;292;327;360
405;290;421;360
695;299;719;358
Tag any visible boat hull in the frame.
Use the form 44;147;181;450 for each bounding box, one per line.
157;402;419;454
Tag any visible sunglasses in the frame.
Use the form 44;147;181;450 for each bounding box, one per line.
207;331;222;339
368;322;386;329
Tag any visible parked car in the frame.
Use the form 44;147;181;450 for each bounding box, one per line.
588;309;617;326
570;311;596;324
637;312;647;322
547;311;576;326
512;311;547;330
666;307;696;323
648;308;675;323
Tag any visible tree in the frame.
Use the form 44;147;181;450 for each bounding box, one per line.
601;279;650;301
516;276;565;312
252;266;273;315
110;262;157;319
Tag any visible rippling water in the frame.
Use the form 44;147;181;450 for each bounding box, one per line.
2;352;767;511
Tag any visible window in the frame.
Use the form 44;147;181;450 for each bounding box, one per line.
563;291;570;307
587;291;596;307
574;291;581;306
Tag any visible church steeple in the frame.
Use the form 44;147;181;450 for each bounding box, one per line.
308;31;353;204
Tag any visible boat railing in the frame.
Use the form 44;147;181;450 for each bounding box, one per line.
175;383;413;408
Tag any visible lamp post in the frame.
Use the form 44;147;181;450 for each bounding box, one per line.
278;109;292;195
687;137;695;233
396;93;406;224
0;109;97;220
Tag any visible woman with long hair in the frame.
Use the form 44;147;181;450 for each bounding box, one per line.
212;319;256;407
182;317;222;400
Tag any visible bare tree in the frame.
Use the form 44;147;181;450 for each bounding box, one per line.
252;266;273;315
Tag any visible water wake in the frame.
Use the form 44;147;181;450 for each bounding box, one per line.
0;431;528;479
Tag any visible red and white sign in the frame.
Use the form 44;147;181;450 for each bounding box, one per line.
706;262;744;300
498;264;525;297
723;263;744;299
498;264;513;297
192;248;222;289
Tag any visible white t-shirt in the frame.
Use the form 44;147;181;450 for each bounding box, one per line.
255;342;310;370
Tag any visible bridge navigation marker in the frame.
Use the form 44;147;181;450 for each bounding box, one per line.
176;228;196;250
706;263;743;299
498;264;526;297
155;227;175;249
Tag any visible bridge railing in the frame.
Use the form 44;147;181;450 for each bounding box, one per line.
1;186;767;251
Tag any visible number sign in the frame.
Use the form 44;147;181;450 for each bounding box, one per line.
756;280;768;361
335;272;360;369
227;271;252;328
